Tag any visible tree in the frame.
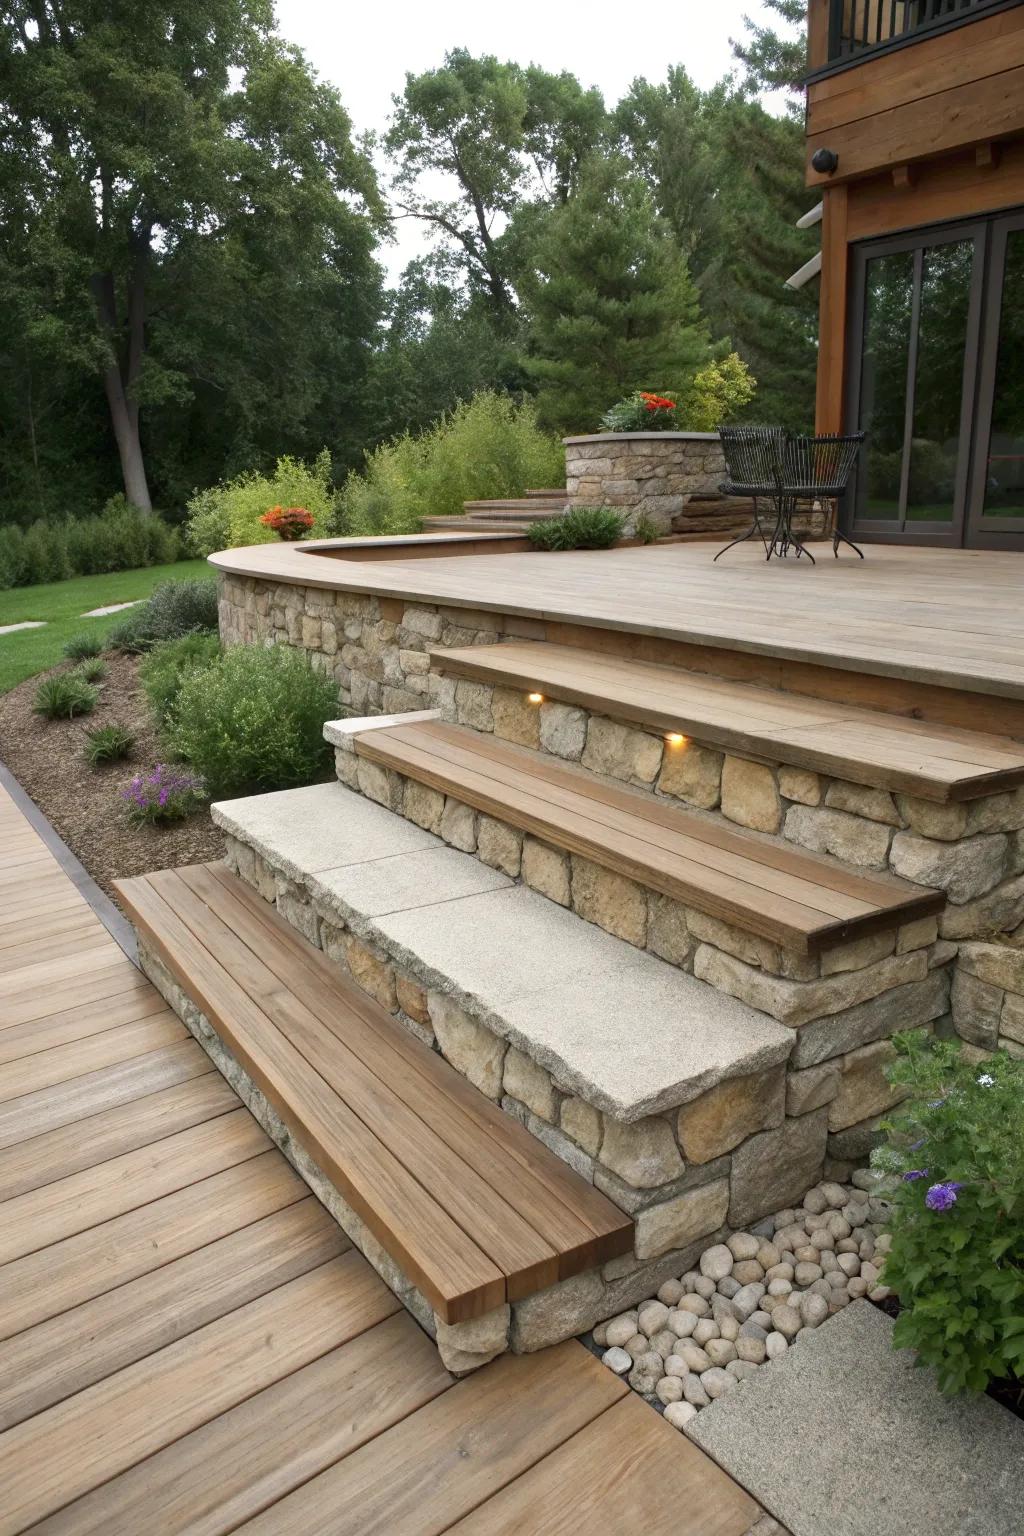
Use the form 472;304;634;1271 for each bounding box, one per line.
731;0;808;109
521;155;708;434
0;2;385;510
385;50;607;320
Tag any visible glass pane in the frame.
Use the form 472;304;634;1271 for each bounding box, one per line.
905;240;973;524
981;229;1024;519
858;251;914;521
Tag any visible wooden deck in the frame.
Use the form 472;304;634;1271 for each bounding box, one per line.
210;539;1024;705
0;782;760;1535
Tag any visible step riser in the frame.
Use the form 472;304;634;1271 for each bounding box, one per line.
427;678;1024;902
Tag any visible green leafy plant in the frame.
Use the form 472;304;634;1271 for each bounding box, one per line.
0;504;180;591
33;673;99;720
334;393;564;537
679;353;757;433
633;511;661;545
107;579;218;653
601;392;680;432
63;632;104;661
873;1032;1024;1396
185;451;335;556
527;506;624;551
123;764;205;824
169;644;339;798
83;723;135;766
74;656;108;683
139;633;222;730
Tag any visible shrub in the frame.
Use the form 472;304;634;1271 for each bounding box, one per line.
0;502;179;590
185;451;334;556
601;392;680;432
83;723;135;766
678;353;757;432
334;393;564;537
169;644;338;798
261;506;315;541
139;633;222;730
123;764;205;824
63;632;104;661
527;506;624;551
107;579;219;653
33;673;99;720
633;511;660;545
75;656;108;683
873;1033;1024;1395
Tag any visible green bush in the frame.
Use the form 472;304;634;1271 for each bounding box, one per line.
0;502;179;590
107;578;219;653
33;673;99;720
185;450;334;556
334;393;565;538
63;632;104;661
169;644;339;798
140;633;222;730
873;1033;1024;1395
83;723;135;766
678;353;757;432
75;656;108;683
527;506;624;551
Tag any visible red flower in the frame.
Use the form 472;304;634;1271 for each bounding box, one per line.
261;505;314;541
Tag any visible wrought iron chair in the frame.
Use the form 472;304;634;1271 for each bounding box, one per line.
779;432;866;560
714;425;787;562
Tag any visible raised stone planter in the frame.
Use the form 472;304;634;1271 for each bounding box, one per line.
563;432;726;535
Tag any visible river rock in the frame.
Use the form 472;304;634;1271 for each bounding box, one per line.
663;1400;699;1430
604;1312;639;1348
656;1374;684;1405
637;1300;670;1337
765;1331;789;1359
700;1244;734;1282
701;1366;734;1399
602;1346;633;1375
628;1351;665;1395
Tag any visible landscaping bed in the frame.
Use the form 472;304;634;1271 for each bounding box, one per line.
0;651;223;899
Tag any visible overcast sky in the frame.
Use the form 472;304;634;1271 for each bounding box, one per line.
273;0;792;279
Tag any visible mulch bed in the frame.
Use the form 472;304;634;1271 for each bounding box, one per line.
0;652;224;904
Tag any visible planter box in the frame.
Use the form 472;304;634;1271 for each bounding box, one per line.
563;432;727;535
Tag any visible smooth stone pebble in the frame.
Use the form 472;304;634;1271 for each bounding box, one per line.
692;1319;720;1346
717;1275;741;1298
664;1400;699;1430
773;1209;797;1229
679;1271;700;1291
604;1313;638;1348
705;1337;737;1366
827;1271;849;1290
756;1241;781;1270
727;1232;761;1261
794;1261;823;1286
772;1304;802;1338
650;1328;678;1357
679;1342;712;1373
677;1294;710;1317
638;1301;670;1337
668;1308;698;1338
814;1229;836;1251
804;1212;829;1233
875;1233;892;1255
664;1353;690;1378
861;1261;880;1286
719;1315;740;1342
602;1346;633;1374
736;1334;767;1364
731;1259;765;1285
731;1284;764;1319
819;1251;839;1274
829;1288;851;1309
847;1275;869;1297
739;1320;768;1341
694;1275;718;1299
765;1262;794;1282
728;1358;759;1381
803;1188;828;1214
700;1366;734;1399
749;1310;773;1330
800;1292;829;1327
767;1277;792;1297
624;1332;648;1357
683;1373;710;1407
656;1374;684;1405
657;1278;684;1307
794;1245;820;1264
837;1252;861;1277
808;1279;832;1300
821;1182;848;1207
711;1295;742;1325
700;1244;734;1282
869;1284;891;1301
593;1322;609;1347
828;1214;852;1239
765;1331;789;1359
628;1351;664;1394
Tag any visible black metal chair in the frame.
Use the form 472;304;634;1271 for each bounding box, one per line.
779;432;866;560
714;426;787;562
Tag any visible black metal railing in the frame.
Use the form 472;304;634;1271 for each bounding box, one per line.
828;0;1003;61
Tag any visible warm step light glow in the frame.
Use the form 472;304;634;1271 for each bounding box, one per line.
528;692;544;704
665;733;687;747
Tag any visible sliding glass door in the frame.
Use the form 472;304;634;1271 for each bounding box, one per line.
847;209;1024;549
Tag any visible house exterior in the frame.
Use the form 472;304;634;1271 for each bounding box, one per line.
806;0;1024;548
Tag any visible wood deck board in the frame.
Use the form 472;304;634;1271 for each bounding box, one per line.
432;640;1024;800
0;780;758;1535
357;719;943;953
210;541;1024;703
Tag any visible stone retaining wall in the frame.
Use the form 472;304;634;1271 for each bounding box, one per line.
564;433;725;535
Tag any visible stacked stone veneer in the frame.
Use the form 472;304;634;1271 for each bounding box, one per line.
564;433;725;534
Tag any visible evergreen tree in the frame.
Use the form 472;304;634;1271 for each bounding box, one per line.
521;156;708;434
732;0;808;109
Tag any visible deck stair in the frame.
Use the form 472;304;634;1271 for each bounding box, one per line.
430;642;1024;805
114;862;634;1325
354;718;944;955
422;490;567;535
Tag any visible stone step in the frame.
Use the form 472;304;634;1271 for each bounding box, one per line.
429;642;1024;806
462;499;567;514
349;718;942;958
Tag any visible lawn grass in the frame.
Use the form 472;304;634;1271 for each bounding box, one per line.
0;559;213;693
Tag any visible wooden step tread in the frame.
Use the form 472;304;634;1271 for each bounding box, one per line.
430;641;1024;803
355;720;943;954
114;865;633;1325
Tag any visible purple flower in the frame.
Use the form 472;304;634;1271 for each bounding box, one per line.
158;787;169;807
925;1181;963;1212
903;1169;929;1182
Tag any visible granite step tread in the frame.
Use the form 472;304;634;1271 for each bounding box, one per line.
210;782;793;1122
